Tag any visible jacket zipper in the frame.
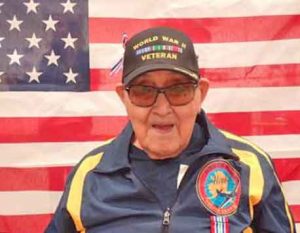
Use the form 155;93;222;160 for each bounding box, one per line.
162;207;171;233
131;153;232;232
130;169;173;233
160;153;225;233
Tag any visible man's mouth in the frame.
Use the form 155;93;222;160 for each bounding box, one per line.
152;124;174;133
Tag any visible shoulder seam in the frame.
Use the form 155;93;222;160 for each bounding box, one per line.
220;130;273;167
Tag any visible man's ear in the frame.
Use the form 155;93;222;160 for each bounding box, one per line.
115;83;126;103
198;78;209;103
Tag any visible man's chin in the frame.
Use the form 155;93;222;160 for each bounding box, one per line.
146;144;181;160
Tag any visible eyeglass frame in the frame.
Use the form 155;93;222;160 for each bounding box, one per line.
124;81;199;107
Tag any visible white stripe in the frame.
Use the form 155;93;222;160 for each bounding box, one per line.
0;187;298;216
90;39;300;69
0;193;298;221
0;189;298;216
0;142;101;167
245;135;300;159
0;135;299;168
217;218;222;233
89;0;300;18
282;181;300;205
0;91;126;117
213;216;217;233
1;86;300;117
203;86;300;113
0;191;62;215
296;224;300;233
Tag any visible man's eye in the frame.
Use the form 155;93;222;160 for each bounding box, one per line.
140;86;153;93
170;85;186;93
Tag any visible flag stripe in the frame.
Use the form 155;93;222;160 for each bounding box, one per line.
0;167;72;191
0;0;299;231
0;111;299;143
274;158;300;182
89;15;300;43
0;91;126;117
1;135;299;168
2;214;297;233
88;0;300;18
90;64;300;91
1;215;298;233
7;216;297;233
245;135;300;159
209;111;300;136
2;158;300;191
201;64;300;88
0;116;127;143
89;40;300;69
0;182;299;214
203;87;300;113
0;191;61;215
0;215;52;233
291;206;300;222
0;141;101;167
1;87;300;117
281;181;300;205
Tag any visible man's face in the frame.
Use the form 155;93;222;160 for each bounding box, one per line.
116;70;209;160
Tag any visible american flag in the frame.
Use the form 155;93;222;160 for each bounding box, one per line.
0;0;299;232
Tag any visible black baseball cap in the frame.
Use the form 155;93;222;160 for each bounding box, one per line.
122;27;200;85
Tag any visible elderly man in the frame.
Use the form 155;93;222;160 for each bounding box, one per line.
46;27;296;233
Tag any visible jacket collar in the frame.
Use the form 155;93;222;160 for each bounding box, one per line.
94;122;133;173
198;111;237;159
94;110;237;174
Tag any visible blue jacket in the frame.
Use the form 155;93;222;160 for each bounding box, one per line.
46;112;296;233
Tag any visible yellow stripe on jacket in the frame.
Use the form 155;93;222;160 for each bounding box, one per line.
66;152;104;233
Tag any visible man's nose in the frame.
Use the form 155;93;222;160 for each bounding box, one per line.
152;92;172;114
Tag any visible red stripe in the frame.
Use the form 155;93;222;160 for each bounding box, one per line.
291;205;300;222
89;15;300;43
201;64;300;88
0;116;128;143
208;111;300;137
1;160;299;192
274;158;300;182
0;111;299;143
90;64;300;91
0;167;72;191
0;214;52;233
226;217;230;233
90;69;121;91
210;216;216;233
0;207;298;233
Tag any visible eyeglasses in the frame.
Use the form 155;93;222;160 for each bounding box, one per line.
125;82;198;107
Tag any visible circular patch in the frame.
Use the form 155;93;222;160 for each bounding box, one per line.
196;160;241;216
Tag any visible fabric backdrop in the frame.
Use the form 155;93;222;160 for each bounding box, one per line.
0;0;299;232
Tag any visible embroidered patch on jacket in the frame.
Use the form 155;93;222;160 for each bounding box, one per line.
196;160;241;216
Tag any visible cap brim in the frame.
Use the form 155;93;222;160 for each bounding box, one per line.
123;64;199;85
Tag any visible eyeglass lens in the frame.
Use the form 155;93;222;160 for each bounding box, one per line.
127;83;197;107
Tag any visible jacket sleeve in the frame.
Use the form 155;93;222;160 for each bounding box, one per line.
252;154;296;233
44;170;78;233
